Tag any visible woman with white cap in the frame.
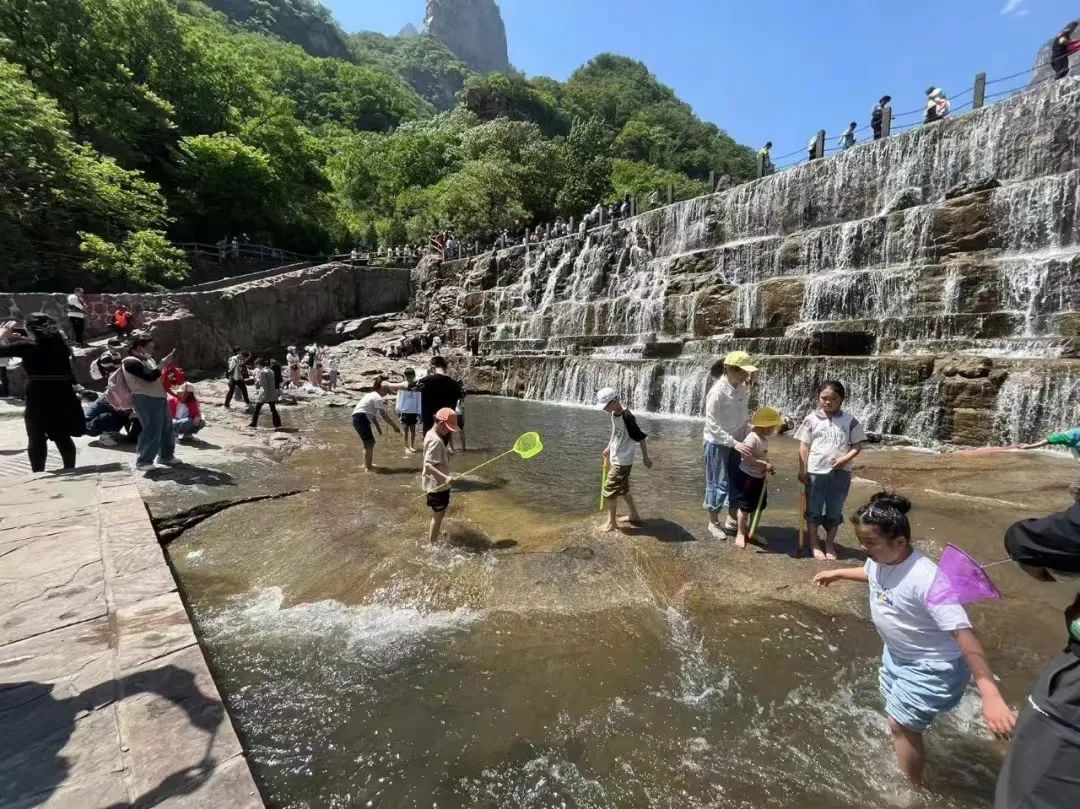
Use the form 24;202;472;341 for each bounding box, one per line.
286;345;302;389
702;350;756;539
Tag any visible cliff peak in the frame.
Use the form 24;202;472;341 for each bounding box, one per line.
424;0;510;74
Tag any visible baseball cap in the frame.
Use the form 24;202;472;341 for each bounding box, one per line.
596;387;619;409
750;407;784;428
435;407;459;431
723;350;758;373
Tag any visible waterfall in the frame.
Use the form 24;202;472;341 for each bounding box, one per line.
992;366;1080;445
447;80;1080;446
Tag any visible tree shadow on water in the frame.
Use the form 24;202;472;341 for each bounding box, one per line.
1;664;228;809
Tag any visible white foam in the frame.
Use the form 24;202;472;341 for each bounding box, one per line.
204;586;480;656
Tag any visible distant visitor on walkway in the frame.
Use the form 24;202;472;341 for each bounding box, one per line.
1051;21;1079;80
838;122;857;151
758;142;774;175
66;288;86;346
872;95;891;139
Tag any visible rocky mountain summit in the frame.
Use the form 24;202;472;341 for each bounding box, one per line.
425;0;510;74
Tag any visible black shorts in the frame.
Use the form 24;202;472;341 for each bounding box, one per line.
352;413;375;448
401;413;419;427
426;490;450;512
733;469;768;513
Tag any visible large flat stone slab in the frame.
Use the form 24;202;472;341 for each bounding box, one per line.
0;418;263;808
117;645;245;801
0;700;124;809
115;592;198;675
0;559;107;645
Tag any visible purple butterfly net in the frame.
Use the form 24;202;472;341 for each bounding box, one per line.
926;544;1003;606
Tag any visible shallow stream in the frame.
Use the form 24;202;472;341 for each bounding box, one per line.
165;396;1078;808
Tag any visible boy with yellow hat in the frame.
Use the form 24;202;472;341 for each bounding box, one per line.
733;406;782;548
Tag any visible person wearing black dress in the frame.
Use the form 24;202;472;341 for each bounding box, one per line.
0;314;84;471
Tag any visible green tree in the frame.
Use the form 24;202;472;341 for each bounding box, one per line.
362;221;379;250
557;117;612;216
79;230;189;289
174;133;277;238
432;159;527;243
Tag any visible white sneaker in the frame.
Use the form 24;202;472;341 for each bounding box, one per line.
158;457;181;466
707;523;727;540
135;462;155;472
97;435;117;447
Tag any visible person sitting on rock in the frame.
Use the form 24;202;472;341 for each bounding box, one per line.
168;382;204;441
110;304;133;336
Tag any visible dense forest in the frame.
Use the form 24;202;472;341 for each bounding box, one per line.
0;0;755;291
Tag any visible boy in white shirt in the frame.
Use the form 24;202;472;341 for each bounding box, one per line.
597;387;652;532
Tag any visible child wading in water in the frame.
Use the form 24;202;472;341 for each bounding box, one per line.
796;380;866;559
351;376;401;471
733;407;782;549
597;387;652;532
422;407;459;544
814;493;1015;789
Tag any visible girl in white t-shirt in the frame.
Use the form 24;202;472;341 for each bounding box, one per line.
795;380;866;560
814;493;1015;789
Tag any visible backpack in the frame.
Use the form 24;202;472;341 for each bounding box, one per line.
105;367;133;411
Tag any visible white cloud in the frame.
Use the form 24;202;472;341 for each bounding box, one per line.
1000;0;1027;16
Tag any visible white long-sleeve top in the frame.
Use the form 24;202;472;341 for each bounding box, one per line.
703;376;749;447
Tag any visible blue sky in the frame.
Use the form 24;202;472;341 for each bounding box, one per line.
327;1;1076;158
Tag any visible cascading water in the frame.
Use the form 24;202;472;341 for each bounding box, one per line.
435;80;1080;446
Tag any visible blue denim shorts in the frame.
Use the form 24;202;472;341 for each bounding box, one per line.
879;647;970;732
703;441;741;511
805;470;852;529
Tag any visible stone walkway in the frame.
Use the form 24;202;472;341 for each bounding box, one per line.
0;411;263;808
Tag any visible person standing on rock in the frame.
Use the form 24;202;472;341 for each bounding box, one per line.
1051;21;1079;80
122;335;178;472
703;351;756;540
224;347;250;409
872;96;891;140
0;315;84;472
249;358;281;430
416;356;464;436
66;288;86;346
286;345;302;389
795;380;866;560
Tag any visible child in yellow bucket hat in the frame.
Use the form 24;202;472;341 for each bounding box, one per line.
733;407;784;548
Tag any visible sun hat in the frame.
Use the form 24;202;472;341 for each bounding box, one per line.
596;387;619;409
435;407;460;431
723;350;758;373
751;407;784;428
